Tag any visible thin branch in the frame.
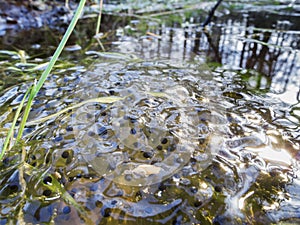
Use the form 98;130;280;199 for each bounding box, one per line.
202;0;224;27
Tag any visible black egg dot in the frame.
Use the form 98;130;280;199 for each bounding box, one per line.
167;145;176;152
143;151;153;159
176;157;184;163
130;118;137;123
135;191;142;199
133;142;140;148
61;151;69;159
161;138;168;144
190;186;198;194
43;176;52;184
54;136;63;142
204;176;211;181
115;190;123;197
69;189;76;197
9;185;18;192
108;163;116;171
199;138;205;144
95;200;103;208
109;90;115;95
125;174;132;181
190;158;197;164
269;171;277;177
194;200;203;207
66;126;73;131
98;127;108;136
173;173;180;179
101;112;107;117
45;155;51;164
172;216;182;225
3;157;10;165
83;174;92;179
130;128;137;135
102;208;111;217
43;189;52;196
215;185;222;192
151;159;159;164
157;145;163;151
63;206;71;214
88;131;96;136
86;113;93;119
111;200;117;206
213;219;222;225
159;183;166;191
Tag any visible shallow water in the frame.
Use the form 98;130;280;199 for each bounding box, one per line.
0;1;300;224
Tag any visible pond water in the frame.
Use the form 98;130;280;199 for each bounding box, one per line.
0;1;300;224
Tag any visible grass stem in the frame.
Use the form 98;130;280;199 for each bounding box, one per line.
1;0;87;159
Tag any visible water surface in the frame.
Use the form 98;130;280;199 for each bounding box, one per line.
0;2;300;224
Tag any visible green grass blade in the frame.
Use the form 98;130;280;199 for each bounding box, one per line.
96;0;103;35
32;0;87;98
26;96;124;125
16;88;35;141
15;0;87;141
0;88;31;160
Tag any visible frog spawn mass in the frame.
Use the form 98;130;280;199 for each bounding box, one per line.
71;60;222;186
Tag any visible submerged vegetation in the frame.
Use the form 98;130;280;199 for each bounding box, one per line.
1;0;87;160
0;0;300;224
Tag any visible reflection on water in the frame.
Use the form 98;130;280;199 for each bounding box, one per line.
0;2;300;225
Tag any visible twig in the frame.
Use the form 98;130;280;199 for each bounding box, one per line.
202;0;223;27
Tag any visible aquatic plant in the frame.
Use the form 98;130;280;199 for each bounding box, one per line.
1;1;299;224
0;1;102;223
1;0;87;159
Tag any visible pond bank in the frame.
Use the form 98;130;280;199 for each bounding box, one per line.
0;0;76;32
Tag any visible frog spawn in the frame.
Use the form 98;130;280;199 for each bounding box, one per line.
73;76;217;186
